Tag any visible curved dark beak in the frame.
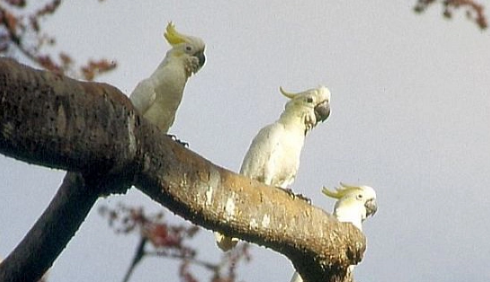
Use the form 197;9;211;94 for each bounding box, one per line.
365;199;378;217
314;100;330;123
196;51;206;68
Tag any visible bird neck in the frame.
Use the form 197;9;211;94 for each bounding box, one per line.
149;56;189;88
278;110;309;132
333;205;365;231
158;52;192;78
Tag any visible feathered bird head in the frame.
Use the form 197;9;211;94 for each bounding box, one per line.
322;183;377;230
279;86;331;133
164;22;206;76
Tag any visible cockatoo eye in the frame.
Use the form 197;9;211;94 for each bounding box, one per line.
185;45;193;52
356;194;364;200
306;97;313;103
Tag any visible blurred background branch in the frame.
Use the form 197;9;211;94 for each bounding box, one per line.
0;0;116;80
414;0;487;29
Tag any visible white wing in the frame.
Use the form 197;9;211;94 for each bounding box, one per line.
130;79;157;115
240;123;285;185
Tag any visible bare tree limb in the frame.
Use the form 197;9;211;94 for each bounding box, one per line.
0;57;365;282
0;172;97;282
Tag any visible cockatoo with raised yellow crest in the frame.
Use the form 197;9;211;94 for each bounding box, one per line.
215;85;332;251
130;22;205;133
289;183;378;282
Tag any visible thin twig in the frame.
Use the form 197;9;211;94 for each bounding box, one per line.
122;237;148;282
0;172;98;282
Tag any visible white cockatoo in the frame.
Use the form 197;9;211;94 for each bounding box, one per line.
215;86;332;251
239;86;331;188
130;22;205;133
289;183;378;282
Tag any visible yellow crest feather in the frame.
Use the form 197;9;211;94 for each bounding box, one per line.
322;183;361;199
279;86;298;99
164;22;186;45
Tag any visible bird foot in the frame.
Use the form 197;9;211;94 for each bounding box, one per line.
295;193;311;204
282;188;311;204
170;135;189;148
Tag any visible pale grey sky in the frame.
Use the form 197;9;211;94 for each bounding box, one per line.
1;1;490;282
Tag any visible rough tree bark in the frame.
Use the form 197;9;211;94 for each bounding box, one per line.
0;58;366;282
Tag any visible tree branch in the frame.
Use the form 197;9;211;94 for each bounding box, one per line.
0;172;97;282
0;57;365;282
122;237;147;282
